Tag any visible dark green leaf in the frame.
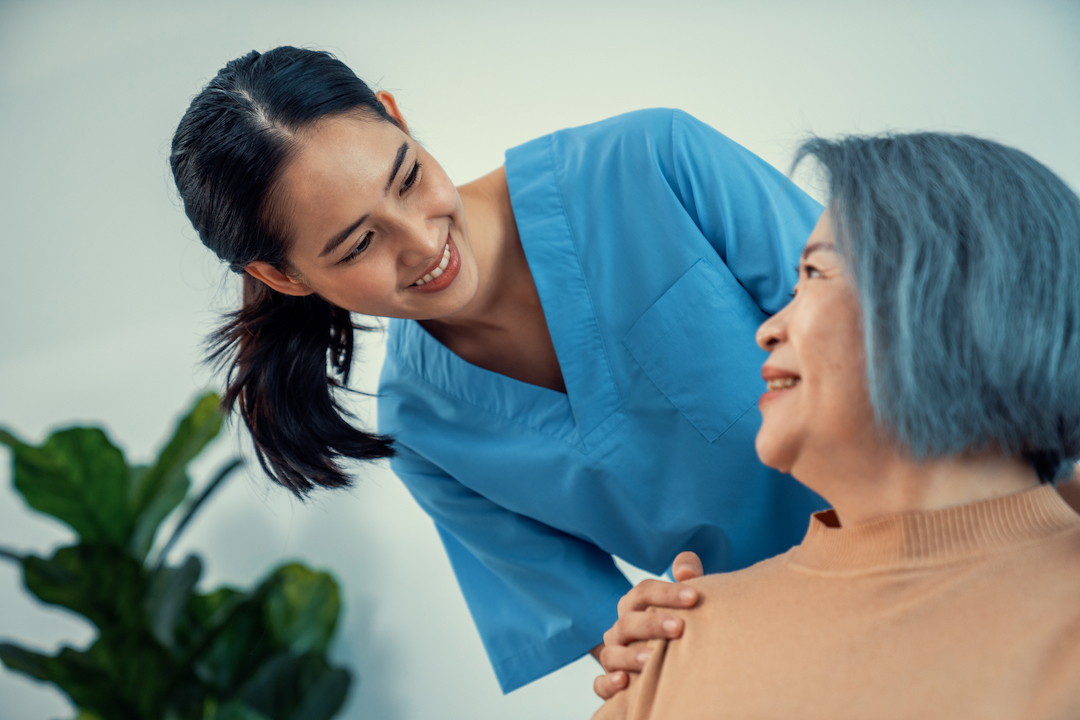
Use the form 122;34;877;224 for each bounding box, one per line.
288;667;350;720
262;564;340;655
86;629;191;719
129;393;224;560
0;642;138;720
2;426;131;546
0;544;21;564
146;555;203;650
238;652;347;720
214;702;272;720
0;642;51;681
72;710;106;720
239;652;304;720
22;544;146;631
191;591;276;691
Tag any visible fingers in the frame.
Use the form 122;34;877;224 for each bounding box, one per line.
671;551;704;582
604;611;684;653
616;578;698;615
599;641;655;674
594;670;629;701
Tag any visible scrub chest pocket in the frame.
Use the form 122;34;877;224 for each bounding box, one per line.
623;259;769;442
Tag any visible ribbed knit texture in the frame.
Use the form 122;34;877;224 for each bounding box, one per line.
594;486;1080;720
789;485;1079;573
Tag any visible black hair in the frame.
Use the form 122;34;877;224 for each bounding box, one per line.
170;46;396;495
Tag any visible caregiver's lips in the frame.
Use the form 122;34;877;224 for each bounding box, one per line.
410;235;460;292
759;365;800;406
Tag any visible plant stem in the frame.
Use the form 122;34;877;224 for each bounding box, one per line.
152;457;244;571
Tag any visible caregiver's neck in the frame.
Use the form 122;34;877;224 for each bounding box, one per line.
794;440;1042;528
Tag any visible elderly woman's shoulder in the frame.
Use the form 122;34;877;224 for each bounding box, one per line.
677;554;793;612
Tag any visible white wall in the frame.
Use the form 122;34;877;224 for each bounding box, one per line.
1;1;1077;718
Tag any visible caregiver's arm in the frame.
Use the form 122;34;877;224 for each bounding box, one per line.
592;552;704;700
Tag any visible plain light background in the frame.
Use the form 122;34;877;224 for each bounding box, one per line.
1;1;1078;718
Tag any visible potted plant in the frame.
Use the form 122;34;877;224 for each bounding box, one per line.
0;393;353;720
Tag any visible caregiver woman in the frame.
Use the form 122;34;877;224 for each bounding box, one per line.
170;46;823;692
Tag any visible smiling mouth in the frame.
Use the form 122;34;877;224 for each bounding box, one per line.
765;377;801;391
412;241;451;287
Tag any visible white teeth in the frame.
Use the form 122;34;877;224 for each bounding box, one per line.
413;242;451;287
766;377;800;391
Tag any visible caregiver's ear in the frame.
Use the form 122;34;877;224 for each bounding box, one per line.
376;91;410;135
245;261;314;297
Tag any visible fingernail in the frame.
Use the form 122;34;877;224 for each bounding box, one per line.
662;617;679;633
637;650;653;664
679;588;696;602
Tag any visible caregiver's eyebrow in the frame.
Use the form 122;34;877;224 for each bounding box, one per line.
318;142;410;258
384;142;409;193
320;213;370;257
801;242;836;260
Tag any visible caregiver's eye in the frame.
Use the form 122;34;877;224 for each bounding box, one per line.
342;232;373;264
401;161;421;194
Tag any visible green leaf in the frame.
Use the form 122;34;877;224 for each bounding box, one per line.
0;642;138;719
85;629;191;719
214;702;273;720
146;555;203;650
129;393;224;560
22;544;146;631
288;667;350;720
238;652;304;720
190;591;276;691
72;710;106;720
0;544;21;564
2;426;131;547
0;642;51;681
262;564;340;656
237;652;348;720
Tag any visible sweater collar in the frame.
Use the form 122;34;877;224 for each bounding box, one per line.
786;484;1080;574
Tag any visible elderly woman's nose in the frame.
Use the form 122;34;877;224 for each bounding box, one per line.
756;304;789;351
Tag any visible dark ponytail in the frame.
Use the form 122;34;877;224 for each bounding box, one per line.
170;47;396;495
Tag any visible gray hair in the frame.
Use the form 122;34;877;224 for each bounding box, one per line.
795;133;1080;481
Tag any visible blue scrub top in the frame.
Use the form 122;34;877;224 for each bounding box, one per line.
377;109;825;693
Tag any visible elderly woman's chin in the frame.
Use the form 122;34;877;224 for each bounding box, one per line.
754;410;800;475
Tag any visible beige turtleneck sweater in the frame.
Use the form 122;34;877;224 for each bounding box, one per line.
593;485;1080;720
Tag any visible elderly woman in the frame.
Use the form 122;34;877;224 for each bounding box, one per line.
592;132;1080;719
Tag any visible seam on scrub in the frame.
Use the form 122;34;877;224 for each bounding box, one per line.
389;346;587;452
709;386;764;444
547;133;627;412
491;584;628;679
623;260;711;358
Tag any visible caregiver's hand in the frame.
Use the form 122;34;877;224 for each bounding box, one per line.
591;551;704;700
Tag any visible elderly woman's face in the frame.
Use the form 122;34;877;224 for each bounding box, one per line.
754;210;876;475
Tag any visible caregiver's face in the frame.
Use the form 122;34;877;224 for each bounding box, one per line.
268;110;480;320
754;210;875;474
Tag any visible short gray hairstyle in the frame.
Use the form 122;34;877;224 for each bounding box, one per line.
795;133;1080;481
